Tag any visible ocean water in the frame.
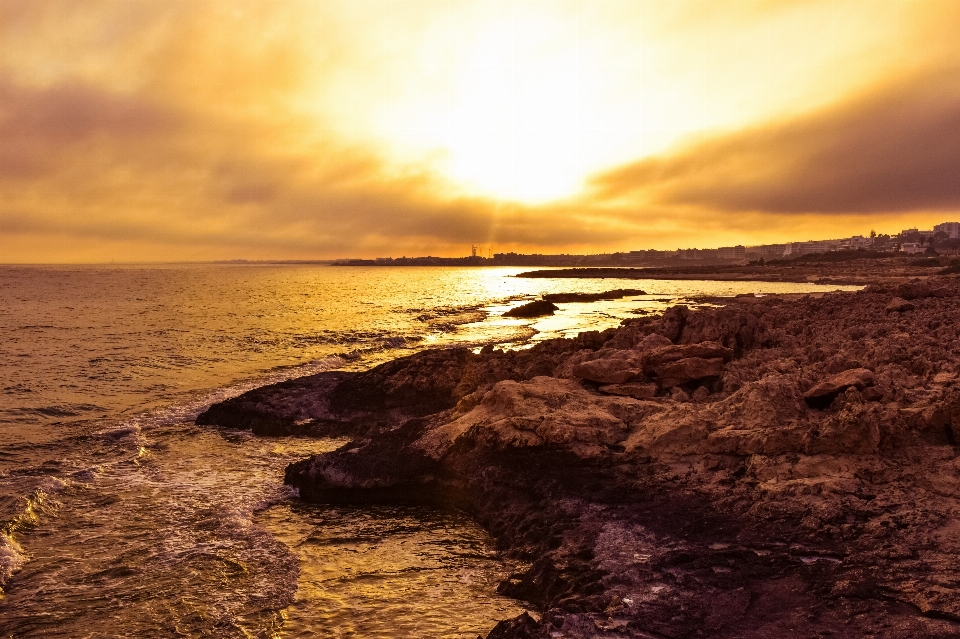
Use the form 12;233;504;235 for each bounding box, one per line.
0;264;859;637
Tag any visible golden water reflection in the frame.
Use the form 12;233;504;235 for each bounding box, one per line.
258;503;528;639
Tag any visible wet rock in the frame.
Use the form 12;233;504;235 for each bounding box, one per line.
885;297;915;313
504;300;559;318
486;612;540;639
542;289;646;303
803;368;875;408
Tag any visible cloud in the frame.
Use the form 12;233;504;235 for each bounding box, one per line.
0;73;632;261
3;1;960;262
591;68;960;215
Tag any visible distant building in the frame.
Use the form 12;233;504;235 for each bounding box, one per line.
935;222;960;239
784;240;837;256
717;245;746;260
753;244;787;258
900;242;925;254
678;248;719;260
837;235;872;250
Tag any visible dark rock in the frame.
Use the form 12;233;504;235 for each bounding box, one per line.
542;289;646;303
504;301;559;318
486;612;540;639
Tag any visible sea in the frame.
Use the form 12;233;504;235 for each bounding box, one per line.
0;264;859;638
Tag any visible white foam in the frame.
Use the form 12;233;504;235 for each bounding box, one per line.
0;532;27;591
251;485;299;513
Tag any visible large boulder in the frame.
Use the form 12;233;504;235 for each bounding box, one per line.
803;368;875;408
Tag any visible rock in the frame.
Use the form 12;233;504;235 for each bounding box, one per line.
572;358;642;385
885;297;915;313
652;357;725;388
658;304;688;342
669;386;691;401
803;367;875;408
636;333;674;351
486;612;540;639
542;289;646;303
413;377;631;460
233;276;960;638
504;300;559;318
598;382;658;399
862;386;885;402
691;386;711;401
674;306;766;354
642;341;734;369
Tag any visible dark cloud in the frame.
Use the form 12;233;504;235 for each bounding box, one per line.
0;81;179;178
0;76;627;258
591;69;960;214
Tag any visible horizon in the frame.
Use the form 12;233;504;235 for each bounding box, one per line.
2;221;951;265
3;1;960;262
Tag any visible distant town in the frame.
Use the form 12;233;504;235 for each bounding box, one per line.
332;221;960;267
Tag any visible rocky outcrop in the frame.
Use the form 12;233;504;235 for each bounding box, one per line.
542;289;646;303
209;275;960;638
504;300;559;318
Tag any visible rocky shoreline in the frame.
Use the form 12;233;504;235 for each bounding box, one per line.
198;276;960;638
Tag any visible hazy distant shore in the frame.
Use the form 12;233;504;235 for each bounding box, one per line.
517;254;958;286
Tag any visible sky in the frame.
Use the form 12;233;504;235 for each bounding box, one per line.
2;0;960;262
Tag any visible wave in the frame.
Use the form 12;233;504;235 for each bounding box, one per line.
0;532;26;593
0;475;74;592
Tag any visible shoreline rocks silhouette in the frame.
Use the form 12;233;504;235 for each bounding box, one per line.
198;276;960;638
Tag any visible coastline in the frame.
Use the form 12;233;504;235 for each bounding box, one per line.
515;255;954;287
198;272;960;638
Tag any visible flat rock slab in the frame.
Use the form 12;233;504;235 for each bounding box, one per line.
598;382;658;399
803;367;875;408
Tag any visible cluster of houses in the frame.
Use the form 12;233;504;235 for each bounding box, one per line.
742;221;960;259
